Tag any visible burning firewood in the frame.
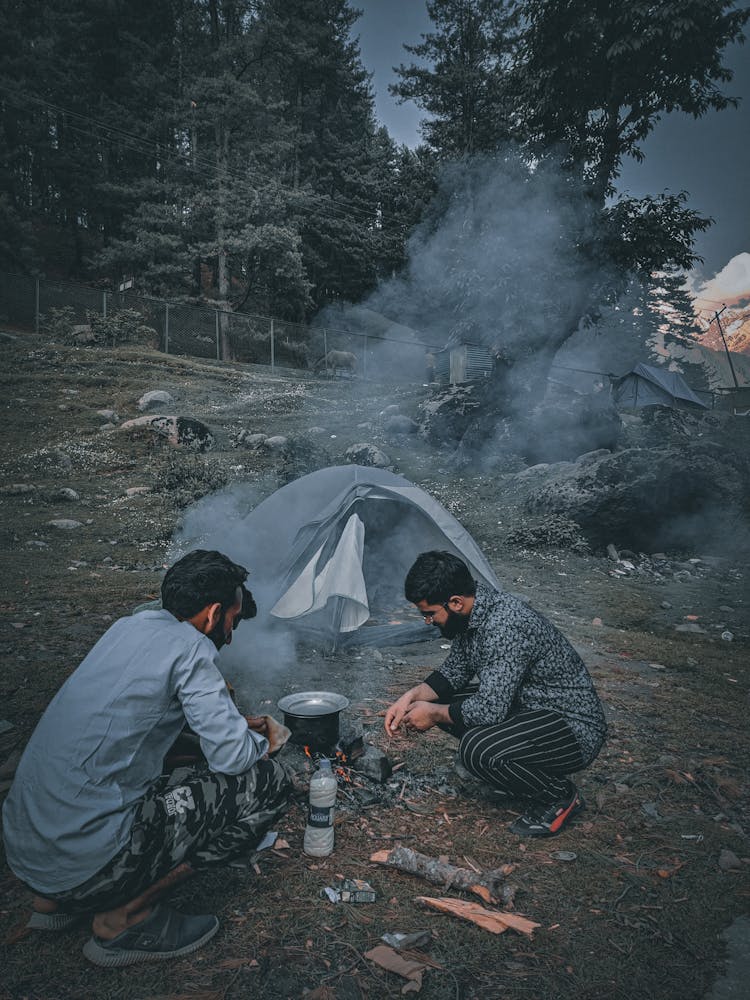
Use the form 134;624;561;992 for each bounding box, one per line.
370;845;516;906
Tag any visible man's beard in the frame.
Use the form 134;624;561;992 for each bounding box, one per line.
208;614;230;650
438;609;470;639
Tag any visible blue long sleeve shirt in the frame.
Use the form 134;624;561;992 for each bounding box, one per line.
2;609;267;893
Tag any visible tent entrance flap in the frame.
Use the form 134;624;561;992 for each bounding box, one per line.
270;513;369;633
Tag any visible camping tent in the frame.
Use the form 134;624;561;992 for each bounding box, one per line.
611;363;708;411
177;466;499;648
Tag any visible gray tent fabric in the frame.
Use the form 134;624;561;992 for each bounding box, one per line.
612;363;708;411
198;465;499;647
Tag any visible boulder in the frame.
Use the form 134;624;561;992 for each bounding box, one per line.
345;443;391;468
277;437;332;487
137;390;174;412
526;442;750;552
418;384;479;446
383;414;418;435
233;431;267;449
263;435;288;451
118;415;214;452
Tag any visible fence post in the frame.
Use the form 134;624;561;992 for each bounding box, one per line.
270;318;275;370
35;277;40;333
164;303;170;354
215;310;220;360
102;291;107;318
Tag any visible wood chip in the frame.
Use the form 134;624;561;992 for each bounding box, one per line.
415;896;540;937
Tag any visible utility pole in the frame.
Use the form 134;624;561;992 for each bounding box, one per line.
711;306;739;389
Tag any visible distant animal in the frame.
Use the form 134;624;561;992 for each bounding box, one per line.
315;349;358;377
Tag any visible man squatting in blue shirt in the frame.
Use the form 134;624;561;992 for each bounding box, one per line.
3;550;293;967
385;551;607;838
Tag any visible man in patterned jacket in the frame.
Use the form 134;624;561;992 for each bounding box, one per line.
3;550;292;967
385;551;607;837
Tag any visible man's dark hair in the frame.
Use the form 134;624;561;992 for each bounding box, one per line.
161;549;255;620
405;550;476;605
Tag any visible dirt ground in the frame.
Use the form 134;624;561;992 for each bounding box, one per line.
0;333;748;1000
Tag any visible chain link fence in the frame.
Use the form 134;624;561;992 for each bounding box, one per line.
0;271;428;382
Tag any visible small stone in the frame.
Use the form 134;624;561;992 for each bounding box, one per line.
47;519;84;530
606;543;620;562
96;409;119;423
25;539;49;548
675;623;705;634
51;488;79;502
718;848;742;871
137;390;174;411
660;601;673;610
125;486;152;497
592;617;603;626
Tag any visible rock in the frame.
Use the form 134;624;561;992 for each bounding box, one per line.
47;519;84;530
675;623;706;634
345;443;390;468
380;404;401;418
606;543;620;562
118;415;214;451
276;436;332;487
263;435;288;451
418;384;480;446
526;442;750;551
25;539;49;548
96;409;119;423
353;745;393;784
50;488;79;501
234;431;267;449
660;601;673;610
577;448;612;467
383;414;418;435
125;486;152;497
307;427;326;435
718;849;742;871
137;390;174;411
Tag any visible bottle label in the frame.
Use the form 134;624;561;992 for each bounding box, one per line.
308;805;333;828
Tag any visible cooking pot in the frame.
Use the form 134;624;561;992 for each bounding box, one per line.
277;691;350;749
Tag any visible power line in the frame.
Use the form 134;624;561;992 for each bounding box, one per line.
0;85;416;234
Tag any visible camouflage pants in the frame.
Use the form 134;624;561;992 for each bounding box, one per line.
45;759;292;914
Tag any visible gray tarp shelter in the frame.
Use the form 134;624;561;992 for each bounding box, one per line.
611;363;708;411
199;465;499;648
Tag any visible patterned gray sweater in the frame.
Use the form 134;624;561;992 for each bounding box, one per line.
424;584;607;764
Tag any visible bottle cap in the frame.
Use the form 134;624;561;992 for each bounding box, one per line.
318;757;332;771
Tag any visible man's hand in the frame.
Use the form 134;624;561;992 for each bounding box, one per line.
384;682;441;735
402;701;446;732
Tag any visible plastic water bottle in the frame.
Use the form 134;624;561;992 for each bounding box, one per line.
303;758;337;857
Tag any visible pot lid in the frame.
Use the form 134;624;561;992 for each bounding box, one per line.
277;690;350;717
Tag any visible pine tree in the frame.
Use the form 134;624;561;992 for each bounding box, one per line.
391;0;517;157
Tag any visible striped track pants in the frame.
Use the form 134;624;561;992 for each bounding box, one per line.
447;705;585;802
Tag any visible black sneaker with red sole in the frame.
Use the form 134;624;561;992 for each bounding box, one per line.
509;786;585;837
